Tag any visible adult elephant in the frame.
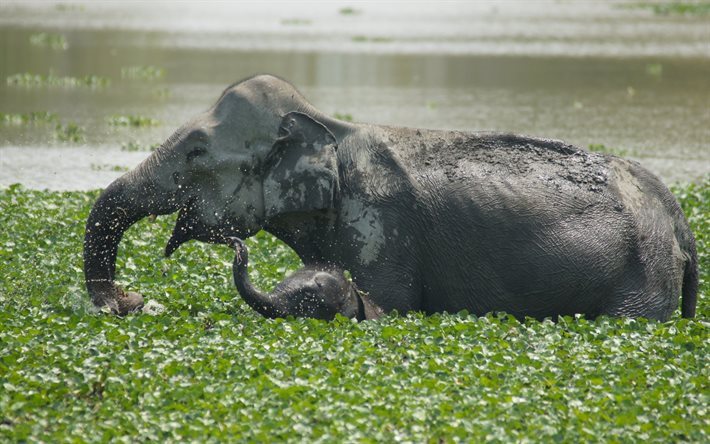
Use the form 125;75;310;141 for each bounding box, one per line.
84;74;698;320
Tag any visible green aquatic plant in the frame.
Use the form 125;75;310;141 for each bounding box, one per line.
624;1;710;16
0;179;706;442
90;164;130;172
108;115;160;128
0;112;58;125
120;140;161;152
54;122;85;143
339;7;361;15
29;33;69;50
121;66;165;81
351;35;393;43
281;18;312;25
6;72;110;88
588;143;629;157
54;3;85;12
646;63;664;78
334;112;354;122
152;87;172;99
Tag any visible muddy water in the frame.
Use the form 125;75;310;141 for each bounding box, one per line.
0;1;708;190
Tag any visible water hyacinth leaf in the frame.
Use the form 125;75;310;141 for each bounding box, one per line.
0;178;707;442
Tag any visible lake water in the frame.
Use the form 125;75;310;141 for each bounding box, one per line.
1;0;708;190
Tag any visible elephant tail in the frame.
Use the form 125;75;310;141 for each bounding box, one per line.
681;237;698;318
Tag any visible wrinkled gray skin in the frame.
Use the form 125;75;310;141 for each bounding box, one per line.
228;237;383;321
84;74;698;320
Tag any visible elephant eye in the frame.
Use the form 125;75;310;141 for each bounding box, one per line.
187;147;207;162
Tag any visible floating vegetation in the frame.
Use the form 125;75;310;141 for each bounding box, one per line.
121;66;165;81
339;7;361;15
334;112;354;122
646;63;664;78
29;33;68;50
108;115;160;128
6;72;110;88
54;122;85;143
351;35;393;43
0;179;706;442
55;3;85;12
90;164;130;172
0;112;58;125
121;140;161;152
624;2;710;16
588;143;629;157
281;18;312;25
152;87;172;99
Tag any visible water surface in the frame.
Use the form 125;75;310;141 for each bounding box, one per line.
1;1;708;189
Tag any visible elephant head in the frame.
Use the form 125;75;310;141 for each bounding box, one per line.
83;75;352;314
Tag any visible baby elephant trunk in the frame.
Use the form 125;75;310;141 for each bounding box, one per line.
228;237;286;318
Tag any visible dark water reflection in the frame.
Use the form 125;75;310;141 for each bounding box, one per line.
1;8;708;189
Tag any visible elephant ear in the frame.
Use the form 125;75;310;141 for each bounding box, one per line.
263;112;340;218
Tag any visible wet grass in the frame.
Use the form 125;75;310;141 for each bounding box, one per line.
108;115;160;128
0;178;707;442
7;72;110;89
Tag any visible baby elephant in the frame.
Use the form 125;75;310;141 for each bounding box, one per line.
228;237;383;321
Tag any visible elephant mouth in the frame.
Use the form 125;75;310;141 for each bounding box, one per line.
164;204;257;257
165;206;201;257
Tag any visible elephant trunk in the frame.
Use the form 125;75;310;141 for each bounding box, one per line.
230;238;285;318
84;164;178;314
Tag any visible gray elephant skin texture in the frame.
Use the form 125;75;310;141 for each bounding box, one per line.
83;74;698;321
228;237;383;321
